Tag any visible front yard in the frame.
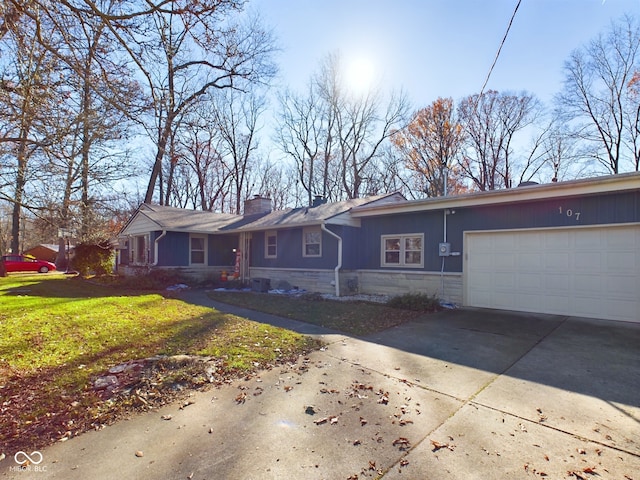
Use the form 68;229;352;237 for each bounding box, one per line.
0;275;317;454
0;274;430;456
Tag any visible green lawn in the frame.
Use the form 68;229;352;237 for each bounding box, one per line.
0;274;317;453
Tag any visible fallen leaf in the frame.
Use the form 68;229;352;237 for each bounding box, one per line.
400;458;409;467
330;416;338;425
369;460;376;470
314;417;328;425
353;439;361;446
161;414;172;421
393;437;411;450
284;385;293;392
305;405;317;415
431;439;455;452
235;392;247;404
567;471;587;480
360;417;367;426
577;448;586;455
582;467;597;474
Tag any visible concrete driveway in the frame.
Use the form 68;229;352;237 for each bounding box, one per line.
2;299;639;479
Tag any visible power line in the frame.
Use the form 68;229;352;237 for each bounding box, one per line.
478;0;523;98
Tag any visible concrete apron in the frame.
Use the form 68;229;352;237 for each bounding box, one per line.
2;309;639;479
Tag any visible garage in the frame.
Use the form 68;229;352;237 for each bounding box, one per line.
464;225;640;322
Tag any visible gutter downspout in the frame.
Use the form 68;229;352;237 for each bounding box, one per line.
321;223;342;297
151;230;167;266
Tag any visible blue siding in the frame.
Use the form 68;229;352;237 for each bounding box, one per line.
337;225;361;270
156;231;189;266
359;190;640;274
252;227;339;269
453;191;640;233
359;211;443;271
155;231;239;267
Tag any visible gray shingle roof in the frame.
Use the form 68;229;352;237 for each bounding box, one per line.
123;193;406;235
226;195;400;231
137;204;240;232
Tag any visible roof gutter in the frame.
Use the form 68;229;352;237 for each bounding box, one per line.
150;230;167;266
321;223;342;297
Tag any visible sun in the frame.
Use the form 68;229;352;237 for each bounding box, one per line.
344;56;376;95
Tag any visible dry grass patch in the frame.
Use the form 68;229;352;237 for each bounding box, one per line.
207;290;426;336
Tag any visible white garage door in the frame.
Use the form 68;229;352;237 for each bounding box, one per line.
464;225;640;322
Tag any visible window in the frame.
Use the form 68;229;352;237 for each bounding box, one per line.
303;228;322;257
190;235;206;265
131;235;148;264
265;231;277;258
381;234;423;268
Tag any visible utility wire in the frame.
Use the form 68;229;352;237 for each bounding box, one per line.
477;0;523;98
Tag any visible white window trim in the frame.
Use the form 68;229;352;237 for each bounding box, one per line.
131;235;149;265
265;230;277;259
190;234;207;266
302;227;322;258
381;233;424;268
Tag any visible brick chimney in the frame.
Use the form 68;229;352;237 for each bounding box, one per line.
244;195;272;215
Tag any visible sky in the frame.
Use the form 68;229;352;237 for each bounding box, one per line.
251;0;640;109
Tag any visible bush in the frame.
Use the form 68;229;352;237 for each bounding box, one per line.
117;269;191;290
386;292;440;312
72;241;114;276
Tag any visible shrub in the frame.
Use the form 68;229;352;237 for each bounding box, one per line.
72;241;114;276
118;269;190;290
386;292;440;312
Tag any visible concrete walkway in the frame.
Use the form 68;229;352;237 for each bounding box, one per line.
2;292;639;479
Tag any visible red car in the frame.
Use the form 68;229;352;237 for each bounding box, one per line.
1;254;57;273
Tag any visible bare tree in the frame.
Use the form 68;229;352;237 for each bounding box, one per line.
136;7;277;204
0;12;58;253
249;158;297;210
1;0;148;255
275;84;332;207
317;54;410;199
209;88;265;214
458;90;541;190
277;52;409;204
555;14;640;173
177;109;232;211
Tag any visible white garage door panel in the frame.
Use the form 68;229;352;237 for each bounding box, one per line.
465;225;640;322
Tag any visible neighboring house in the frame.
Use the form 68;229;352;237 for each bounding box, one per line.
118;172;640;323
23;244;60;263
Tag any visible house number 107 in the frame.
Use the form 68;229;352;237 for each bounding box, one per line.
559;206;581;220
